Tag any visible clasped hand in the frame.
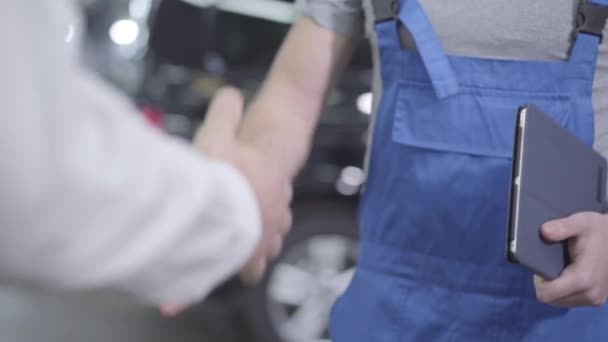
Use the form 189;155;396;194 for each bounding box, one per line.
196;87;294;283
162;87;293;316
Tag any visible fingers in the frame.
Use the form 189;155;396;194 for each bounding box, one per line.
194;87;245;150
540;212;598;242
544;291;596;308
285;184;294;205
239;206;291;286
282;209;293;235
535;264;607;307
240;256;267;285
537;269;608;307
281;184;294;235
538;288;607;308
535;267;580;304
269;234;284;259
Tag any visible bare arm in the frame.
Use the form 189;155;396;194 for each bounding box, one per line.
240;16;358;179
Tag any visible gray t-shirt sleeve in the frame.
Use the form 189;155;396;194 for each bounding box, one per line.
300;0;365;37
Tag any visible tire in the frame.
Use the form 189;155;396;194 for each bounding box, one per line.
242;198;359;342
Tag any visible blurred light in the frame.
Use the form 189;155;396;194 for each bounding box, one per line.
341;166;364;187
109;19;140;46
356;92;373;115
65;24;75;43
203;54;227;75
335;166;364;196
129;0;152;19
269;264;315;305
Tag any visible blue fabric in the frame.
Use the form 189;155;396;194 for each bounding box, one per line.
397;0;459;99
329;0;608;341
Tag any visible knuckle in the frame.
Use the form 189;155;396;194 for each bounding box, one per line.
286;210;293;225
283;211;293;232
569;213;589;229
588;211;602;220
286;185;294;201
572;211;594;221
578;272;595;290
536;293;546;303
268;237;283;259
285;220;293;233
585;288;606;307
583;288;595;301
591;297;606;307
574;212;601;228
570;212;587;221
535;289;548;303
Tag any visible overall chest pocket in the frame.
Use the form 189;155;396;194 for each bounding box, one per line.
392;81;573;158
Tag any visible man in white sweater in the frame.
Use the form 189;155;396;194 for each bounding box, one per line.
0;0;293;310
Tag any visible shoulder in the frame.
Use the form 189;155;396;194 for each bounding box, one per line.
299;0;365;37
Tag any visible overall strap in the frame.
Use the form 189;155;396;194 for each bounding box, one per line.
373;0;608;89
397;0;460;99
373;0;460;99
569;0;608;66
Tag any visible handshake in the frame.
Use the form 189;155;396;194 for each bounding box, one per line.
195;87;294;285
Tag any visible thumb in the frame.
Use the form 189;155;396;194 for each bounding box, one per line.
195;87;245;147
541;215;585;242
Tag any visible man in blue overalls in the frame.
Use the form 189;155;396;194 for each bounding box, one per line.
243;0;608;339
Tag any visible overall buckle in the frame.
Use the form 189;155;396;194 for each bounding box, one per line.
574;2;608;42
373;0;412;49
373;0;398;23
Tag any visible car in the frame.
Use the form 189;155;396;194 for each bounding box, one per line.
80;1;372;340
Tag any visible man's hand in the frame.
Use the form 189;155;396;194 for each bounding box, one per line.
534;212;608;307
161;87;293;317
194;87;293;284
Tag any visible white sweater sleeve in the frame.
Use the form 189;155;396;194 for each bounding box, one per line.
0;1;260;306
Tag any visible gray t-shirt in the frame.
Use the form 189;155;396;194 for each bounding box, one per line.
303;0;608;158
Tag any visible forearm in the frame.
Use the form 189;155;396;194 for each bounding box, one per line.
0;2;261;305
0;69;261;305
241;16;357;179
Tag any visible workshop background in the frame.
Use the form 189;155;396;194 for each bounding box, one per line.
0;0;373;341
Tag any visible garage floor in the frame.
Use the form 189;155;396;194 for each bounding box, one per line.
0;285;246;342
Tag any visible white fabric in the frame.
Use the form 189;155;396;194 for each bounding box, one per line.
0;0;261;306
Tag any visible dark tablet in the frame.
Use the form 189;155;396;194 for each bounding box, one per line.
506;104;607;280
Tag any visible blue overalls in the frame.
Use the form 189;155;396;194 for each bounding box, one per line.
330;0;608;340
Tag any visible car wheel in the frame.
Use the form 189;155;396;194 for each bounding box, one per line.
243;199;358;342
